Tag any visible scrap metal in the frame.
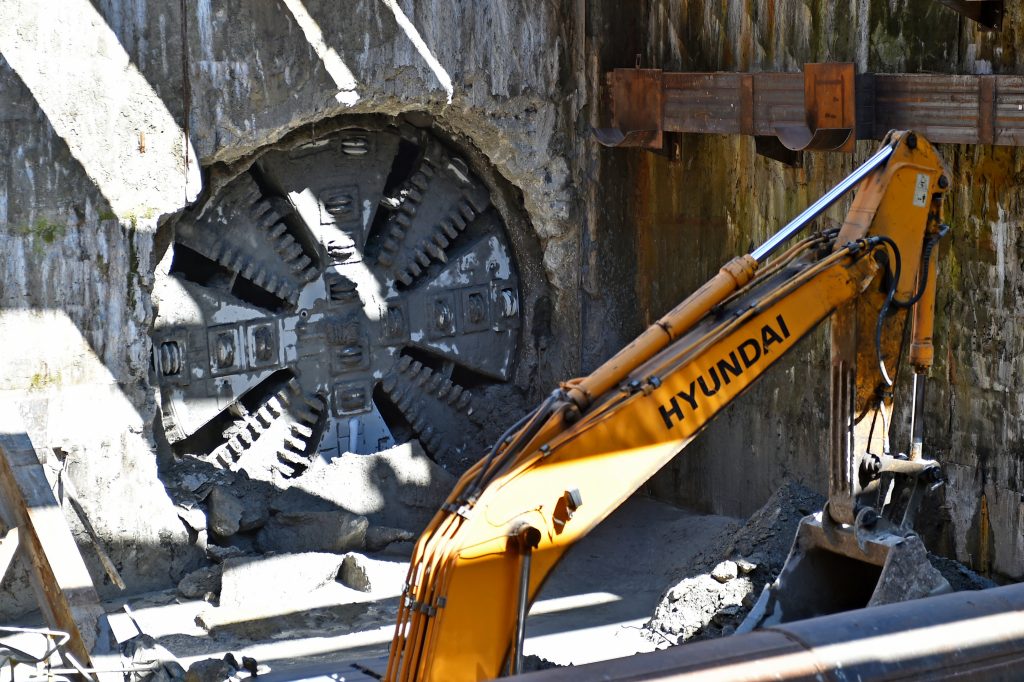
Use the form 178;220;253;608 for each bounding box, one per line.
598;62;1024;163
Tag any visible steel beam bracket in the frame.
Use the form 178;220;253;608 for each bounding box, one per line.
594;67;664;150
775;63;856;154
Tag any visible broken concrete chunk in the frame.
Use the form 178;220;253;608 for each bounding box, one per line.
647;574;754;644
217;552;347;612
734;556;758;574
206;486;243;537
206;544;246;563
176;504;207;533
256;510;368;554
340;553;372;592
365;525;416;552
177;565;222;599
711;560;738;583
185;657;234;682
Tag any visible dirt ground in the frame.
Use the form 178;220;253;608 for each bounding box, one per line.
83;496;738;679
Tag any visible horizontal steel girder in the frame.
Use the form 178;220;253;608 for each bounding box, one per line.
598;63;1024;163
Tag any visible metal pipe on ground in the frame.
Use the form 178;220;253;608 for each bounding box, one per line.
511;583;1024;681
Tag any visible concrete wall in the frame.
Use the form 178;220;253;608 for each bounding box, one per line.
586;0;1024;582
0;0;584;617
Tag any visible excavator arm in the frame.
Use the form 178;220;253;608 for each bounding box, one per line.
385;131;950;682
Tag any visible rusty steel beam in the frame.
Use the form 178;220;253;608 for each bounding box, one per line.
513;582;1024;682
598;63;1024;163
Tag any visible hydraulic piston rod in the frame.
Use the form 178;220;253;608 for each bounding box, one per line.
751;141;895;262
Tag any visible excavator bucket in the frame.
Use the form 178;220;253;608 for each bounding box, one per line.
740;513;951;630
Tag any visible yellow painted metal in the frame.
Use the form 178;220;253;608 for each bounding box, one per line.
385;131;949;682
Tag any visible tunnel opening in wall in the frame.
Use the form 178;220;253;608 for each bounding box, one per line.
149;113;547;483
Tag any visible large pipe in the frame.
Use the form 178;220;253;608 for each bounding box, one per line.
512;583;1024;681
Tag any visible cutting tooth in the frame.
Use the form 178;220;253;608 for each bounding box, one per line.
410;172;430;190
397;271;414;286
269;223;287;238
277;449;305;467
438;220;457;239
396;392;414;412
282;243;304;260
427;243;447;262
258;210;281;229
266;397;283;417
415;249;431;267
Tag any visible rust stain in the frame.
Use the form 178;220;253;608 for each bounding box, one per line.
970;147;1020;222
980;492;991;576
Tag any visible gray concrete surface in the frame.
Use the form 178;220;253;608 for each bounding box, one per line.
92;497;737;675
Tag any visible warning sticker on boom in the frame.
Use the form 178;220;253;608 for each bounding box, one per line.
913;173;929;207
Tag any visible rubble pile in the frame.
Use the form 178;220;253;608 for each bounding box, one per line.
163;440;451;565
150;439;451;650
644;482;996;646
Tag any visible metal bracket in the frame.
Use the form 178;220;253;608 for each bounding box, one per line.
594;67;663;150
775;63;856;154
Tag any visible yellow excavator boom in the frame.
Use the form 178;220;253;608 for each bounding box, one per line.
385;131;950;681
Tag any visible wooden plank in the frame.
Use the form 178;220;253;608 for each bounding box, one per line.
0;406;104;668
